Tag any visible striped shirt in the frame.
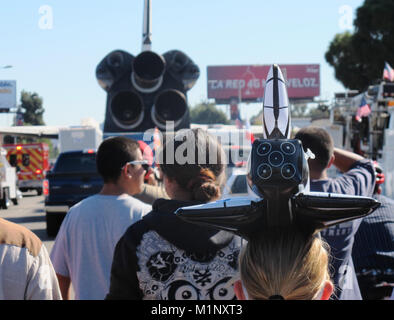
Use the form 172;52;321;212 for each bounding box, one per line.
352;194;394;272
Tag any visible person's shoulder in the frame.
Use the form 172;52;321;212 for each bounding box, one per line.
348;159;374;172
68;194;101;213
0;218;42;257
123;194;152;211
119;213;152;247
75;194;101;206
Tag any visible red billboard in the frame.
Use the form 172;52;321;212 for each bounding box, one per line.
207;64;320;103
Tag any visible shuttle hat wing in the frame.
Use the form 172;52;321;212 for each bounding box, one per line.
175;193;379;240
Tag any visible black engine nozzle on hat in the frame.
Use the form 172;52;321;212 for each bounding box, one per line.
249;138;309;227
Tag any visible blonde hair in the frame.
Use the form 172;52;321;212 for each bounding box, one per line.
239;227;332;300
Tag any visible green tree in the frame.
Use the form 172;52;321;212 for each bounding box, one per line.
308;104;330;120
325;0;394;91
20;90;45;125
325;32;365;90
190;102;229;124
291;104;308;118
250;112;262;125
3;91;55;155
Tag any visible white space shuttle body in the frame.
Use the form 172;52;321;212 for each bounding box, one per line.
262;64;291;139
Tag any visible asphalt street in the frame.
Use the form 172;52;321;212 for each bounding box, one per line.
0;191;55;253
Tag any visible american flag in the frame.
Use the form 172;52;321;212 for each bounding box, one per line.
383;62;394;82
355;95;371;122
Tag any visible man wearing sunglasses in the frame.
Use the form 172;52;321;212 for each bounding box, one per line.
50;136;151;300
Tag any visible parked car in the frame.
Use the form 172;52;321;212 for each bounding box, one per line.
222;167;249;198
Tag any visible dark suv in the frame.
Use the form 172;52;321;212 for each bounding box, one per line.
44;150;103;237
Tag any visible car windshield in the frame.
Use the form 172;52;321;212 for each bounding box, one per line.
54;153;97;173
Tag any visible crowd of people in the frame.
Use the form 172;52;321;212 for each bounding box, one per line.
0;126;392;300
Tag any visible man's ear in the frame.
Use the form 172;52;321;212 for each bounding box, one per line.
320;281;334;300
327;155;335;169
122;164;132;179
234;280;246;300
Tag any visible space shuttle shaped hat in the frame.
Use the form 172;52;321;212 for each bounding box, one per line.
176;65;380;240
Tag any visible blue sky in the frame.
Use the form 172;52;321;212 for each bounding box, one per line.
0;0;365;127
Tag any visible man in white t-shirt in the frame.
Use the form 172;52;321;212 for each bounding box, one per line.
50;136;151;300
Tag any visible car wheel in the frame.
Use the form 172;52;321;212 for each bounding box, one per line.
1;189;10;209
46;212;65;237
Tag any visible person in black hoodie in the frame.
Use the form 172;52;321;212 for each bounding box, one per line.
105;128;243;300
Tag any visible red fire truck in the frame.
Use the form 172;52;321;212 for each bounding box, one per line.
3;143;50;195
